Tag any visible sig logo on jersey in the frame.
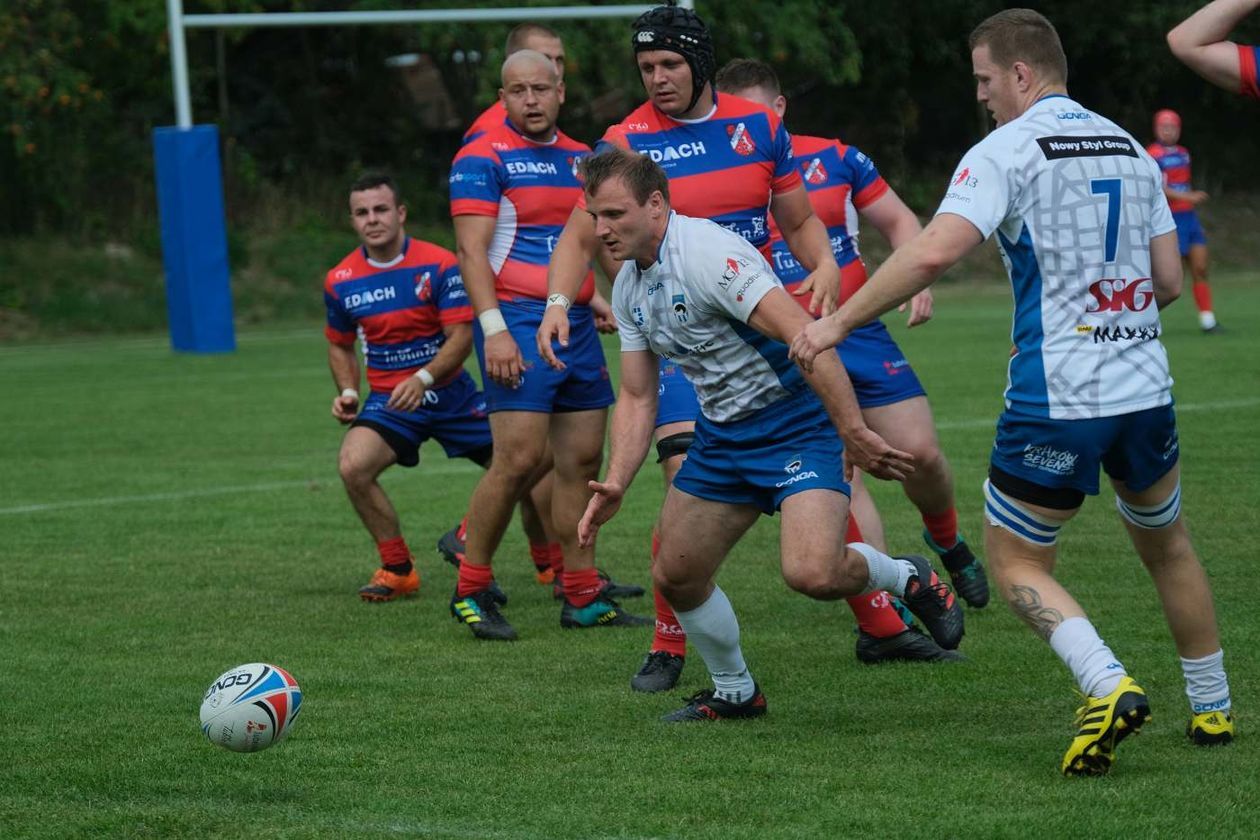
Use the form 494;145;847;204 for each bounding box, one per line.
728;122;756;156
671;293;689;323
802;158;828;185
414;271;432;302
1085;278;1154;313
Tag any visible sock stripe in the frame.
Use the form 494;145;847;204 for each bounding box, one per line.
1115;485;1181;529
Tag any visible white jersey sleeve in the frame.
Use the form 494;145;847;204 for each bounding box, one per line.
936;143;1014;239
610;277;650;352
684;230;779;324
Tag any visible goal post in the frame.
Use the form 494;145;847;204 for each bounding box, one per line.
157;1;691;352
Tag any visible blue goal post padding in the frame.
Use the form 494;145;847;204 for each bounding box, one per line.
153;124;236;353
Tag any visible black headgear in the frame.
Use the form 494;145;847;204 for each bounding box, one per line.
631;3;715;114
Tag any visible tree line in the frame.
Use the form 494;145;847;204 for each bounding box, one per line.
3;0;1257;238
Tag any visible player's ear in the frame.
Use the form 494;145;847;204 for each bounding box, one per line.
557;79;566;105
397;204;407;224
774;95;787;118
1013;61;1033;91
497;87;506;104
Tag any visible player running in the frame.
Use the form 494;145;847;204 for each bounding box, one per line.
326;174;541;603
448;50;647;640
716;58;990;618
1146;109;1221;333
1167;0;1260;98
577;148;963;721
791;8;1235;774
539;3;940;690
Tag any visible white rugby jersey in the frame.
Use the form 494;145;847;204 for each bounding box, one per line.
611;212;806;423
937;95;1177;420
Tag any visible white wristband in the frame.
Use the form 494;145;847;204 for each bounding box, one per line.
546;293;572;311
478;308;509;337
340;387;359;401
412;368;435;388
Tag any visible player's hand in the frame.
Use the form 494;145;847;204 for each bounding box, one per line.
794;263;842;316
788;316;847;373
898;288;934;328
386;377;425;412
840;426;915;482
590;292;619;334
536;306;570;371
331;393;359;424
1186;190;1209;206
485;331;525;387
578;478;625;548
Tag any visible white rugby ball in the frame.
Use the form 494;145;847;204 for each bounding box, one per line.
200;663;302;752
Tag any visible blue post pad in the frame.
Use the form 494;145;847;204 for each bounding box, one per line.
153;125;235;353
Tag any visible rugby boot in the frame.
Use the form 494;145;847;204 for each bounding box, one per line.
1061;676;1151;776
1187;710;1235;746
630;651;686;693
924;530;990;608
662;685;767;722
899;555;965;650
450;588;518;641
358;567;419;602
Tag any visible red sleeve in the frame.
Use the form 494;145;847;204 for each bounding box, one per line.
1240;44;1260;99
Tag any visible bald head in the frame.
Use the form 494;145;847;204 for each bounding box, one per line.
501;49;559;86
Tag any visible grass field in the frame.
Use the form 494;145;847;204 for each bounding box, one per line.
2;275;1259;839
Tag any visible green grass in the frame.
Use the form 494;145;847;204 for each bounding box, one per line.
2;276;1259;838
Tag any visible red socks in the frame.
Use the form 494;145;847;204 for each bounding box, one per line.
529;542;550;572
376;537;412;572
562;567;601;607
456;560;494;597
922;508;959;550
843;514;908;639
1193;280;1213;314
649;528;687;655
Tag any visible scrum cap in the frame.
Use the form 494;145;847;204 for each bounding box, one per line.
631;2;715;113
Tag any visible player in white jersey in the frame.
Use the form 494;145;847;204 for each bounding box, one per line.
790;9;1234;773
574;148;964;722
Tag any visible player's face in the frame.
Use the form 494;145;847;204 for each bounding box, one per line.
349;186;406;255
521;34;566;81
637;50;694;116
500;60;562;142
586;176;663;264
972;44;1020;126
1155;119;1181;145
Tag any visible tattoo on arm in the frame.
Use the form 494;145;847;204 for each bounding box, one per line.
1007;585;1066;640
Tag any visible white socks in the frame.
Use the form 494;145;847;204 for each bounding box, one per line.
849;541;916;596
1049;617;1127;698
674;586;756;704
1181;650;1231;715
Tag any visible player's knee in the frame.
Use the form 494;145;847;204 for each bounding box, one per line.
337;449;372;488
488;440;547;483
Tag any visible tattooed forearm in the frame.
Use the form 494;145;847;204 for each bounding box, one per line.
1007;584;1066;640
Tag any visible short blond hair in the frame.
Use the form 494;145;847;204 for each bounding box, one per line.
969;8;1068;84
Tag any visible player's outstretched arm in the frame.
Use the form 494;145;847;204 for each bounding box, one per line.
790;213;982;370
578;349;659;547
748;288;913;481
455;215;523;387
861;190;934;327
770;186;842;316
538;206;602;369
1167;0;1260;92
327;342;361;423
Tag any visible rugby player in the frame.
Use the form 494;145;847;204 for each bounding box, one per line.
576;148;964;721
1167;0;1260;98
539;4;939;689
448;50;647;640
716;58;990;616
791;8;1235;774
1147;109;1221;333
463;23;567;146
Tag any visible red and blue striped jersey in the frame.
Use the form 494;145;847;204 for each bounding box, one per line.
595;93;801;255
1240;44;1260;99
1146;142;1195;212
449;122;595;303
324;237;472;393
463;101;509;146
768;135;889;298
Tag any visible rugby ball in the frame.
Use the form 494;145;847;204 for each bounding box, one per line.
200;663;302;752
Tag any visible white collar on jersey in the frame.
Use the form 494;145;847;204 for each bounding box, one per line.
671;102;718;124
365;236;409;269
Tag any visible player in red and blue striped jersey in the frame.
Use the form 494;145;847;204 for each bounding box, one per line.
719;59;990;620
448;49;645;640
540;5;936;691
1168;0;1260;98
1147;109;1220;332
326;174;494;602
462;23;567;146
